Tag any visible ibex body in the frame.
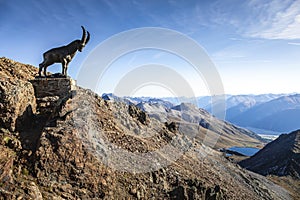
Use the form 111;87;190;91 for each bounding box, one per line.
39;26;90;77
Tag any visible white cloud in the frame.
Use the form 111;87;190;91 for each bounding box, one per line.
247;0;300;39
103;0;300;40
288;42;300;45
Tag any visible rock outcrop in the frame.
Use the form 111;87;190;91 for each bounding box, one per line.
239;130;300;179
0;57;292;199
0;58;37;132
0;79;36;132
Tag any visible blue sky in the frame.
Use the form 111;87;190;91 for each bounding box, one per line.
1;0;300;96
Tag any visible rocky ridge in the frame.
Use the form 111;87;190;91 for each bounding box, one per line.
239;130;300;178
0;57;291;199
239;130;300;199
134;100;265;149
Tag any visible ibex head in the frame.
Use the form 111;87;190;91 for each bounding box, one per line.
77;26;90;52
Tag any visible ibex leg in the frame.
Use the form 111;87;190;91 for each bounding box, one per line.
44;66;48;77
61;60;68;77
38;63;43;77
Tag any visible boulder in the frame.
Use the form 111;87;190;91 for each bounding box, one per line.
128;104;150;125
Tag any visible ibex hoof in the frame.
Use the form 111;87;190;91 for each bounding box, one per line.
36;73;44;78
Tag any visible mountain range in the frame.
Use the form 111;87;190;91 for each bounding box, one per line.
103;93;266;149
107;93;300;134
226;94;300;133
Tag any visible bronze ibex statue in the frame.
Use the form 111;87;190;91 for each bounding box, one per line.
39;26;90;77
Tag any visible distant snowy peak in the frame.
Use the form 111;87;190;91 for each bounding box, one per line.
102;93;175;108
224;94;300;133
276;94;300;105
224;94;286;109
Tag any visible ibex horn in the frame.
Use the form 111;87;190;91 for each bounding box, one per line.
85;31;90;45
81;26;86;43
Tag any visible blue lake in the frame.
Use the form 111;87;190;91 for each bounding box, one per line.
228;146;260;157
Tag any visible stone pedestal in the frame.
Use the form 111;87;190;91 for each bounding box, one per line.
30;78;76;98
30;78;76;115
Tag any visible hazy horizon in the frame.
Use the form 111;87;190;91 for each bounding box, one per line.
102;92;298;98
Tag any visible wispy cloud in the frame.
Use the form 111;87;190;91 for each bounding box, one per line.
245;0;300;39
229;37;246;41
161;0;300;40
212;48;247;61
288;42;300;45
118;0;214;36
187;0;300;40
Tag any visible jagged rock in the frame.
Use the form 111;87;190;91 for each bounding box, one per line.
165;121;178;132
27;182;43;200
36;96;61;115
169;185;186;199
0;57;38;81
0;147;14;186
128;104;150;125
199;118;210;129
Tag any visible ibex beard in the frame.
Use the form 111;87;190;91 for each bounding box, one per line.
39;26;90;77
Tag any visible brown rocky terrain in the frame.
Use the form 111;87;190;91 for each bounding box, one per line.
0;58;37;132
137;101;266;149
239;129;300;199
0;57;292;199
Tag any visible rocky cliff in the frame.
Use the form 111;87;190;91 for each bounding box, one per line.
239;130;300;178
0;57;291;199
239;130;300;199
